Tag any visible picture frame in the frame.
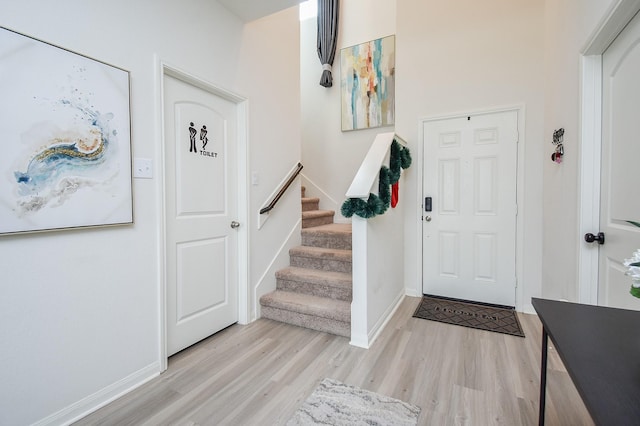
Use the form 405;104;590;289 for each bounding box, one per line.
340;34;395;132
0;26;133;235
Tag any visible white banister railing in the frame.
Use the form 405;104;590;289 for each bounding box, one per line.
345;132;407;198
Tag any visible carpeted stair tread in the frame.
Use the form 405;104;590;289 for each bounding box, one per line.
276;266;352;301
290;245;352;260
260;290;351;323
261;305;350;337
301;223;352;250
302;209;334;219
289;246;352;273
302;222;352;233
276;266;352;287
302;209;335;228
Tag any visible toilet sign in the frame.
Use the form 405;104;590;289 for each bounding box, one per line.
188;122;218;158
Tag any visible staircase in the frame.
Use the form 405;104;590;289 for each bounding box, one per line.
259;187;352;337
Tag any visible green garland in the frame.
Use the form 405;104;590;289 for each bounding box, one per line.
341;140;412;219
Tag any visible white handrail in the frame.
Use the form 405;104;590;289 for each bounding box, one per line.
345;132;406;199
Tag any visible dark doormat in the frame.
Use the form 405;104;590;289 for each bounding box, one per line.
413;295;525;337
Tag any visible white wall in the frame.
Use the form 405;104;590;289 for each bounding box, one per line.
542;0;617;301
300;0;405;345
300;0;397;216
236;8;302;321
0;1;300;424
301;0;545;310
1;0;622;422
395;0;545;310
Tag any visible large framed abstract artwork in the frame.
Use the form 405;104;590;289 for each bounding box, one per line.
0;27;132;235
340;35;395;132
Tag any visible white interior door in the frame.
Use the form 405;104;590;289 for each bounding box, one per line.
164;73;239;356
598;11;640;310
422;111;518;307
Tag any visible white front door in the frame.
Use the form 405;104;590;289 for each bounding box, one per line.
422;110;518;306
164;73;239;356
598;11;640;310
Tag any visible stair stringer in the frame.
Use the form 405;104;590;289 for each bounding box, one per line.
253;218;301;322
300;174;349;224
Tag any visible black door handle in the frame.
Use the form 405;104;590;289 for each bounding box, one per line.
584;232;605;245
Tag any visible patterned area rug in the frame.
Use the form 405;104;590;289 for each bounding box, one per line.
413;295;525;337
287;378;421;426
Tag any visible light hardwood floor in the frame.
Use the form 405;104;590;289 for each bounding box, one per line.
75;297;593;425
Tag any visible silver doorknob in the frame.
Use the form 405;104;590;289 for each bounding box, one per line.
230;221;240;229
425;216;432;222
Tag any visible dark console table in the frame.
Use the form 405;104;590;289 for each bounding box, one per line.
532;297;640;425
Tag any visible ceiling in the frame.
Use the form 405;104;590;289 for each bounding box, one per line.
217;0;304;22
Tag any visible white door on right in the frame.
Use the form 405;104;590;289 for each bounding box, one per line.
422;111;518;307
598;10;640;310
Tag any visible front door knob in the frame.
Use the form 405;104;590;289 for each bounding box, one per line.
584;232;605;245
230;221;240;229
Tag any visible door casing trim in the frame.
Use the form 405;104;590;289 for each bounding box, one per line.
578;0;640;305
156;59;249;371
417;105;525;311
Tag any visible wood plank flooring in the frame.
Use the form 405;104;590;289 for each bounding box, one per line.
74;297;593;425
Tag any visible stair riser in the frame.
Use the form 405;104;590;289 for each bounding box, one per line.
290;256;352;273
261;306;350;337
276;278;352;301
302;233;351;250
302;216;334;228
302;200;320;212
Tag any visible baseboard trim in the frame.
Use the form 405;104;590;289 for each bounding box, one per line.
349;290;405;349
32;361;161;426
367;290;405;347
349;333;369;348
522;302;535;315
405;287;421;298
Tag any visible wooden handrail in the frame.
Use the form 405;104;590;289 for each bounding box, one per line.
260;162;303;214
